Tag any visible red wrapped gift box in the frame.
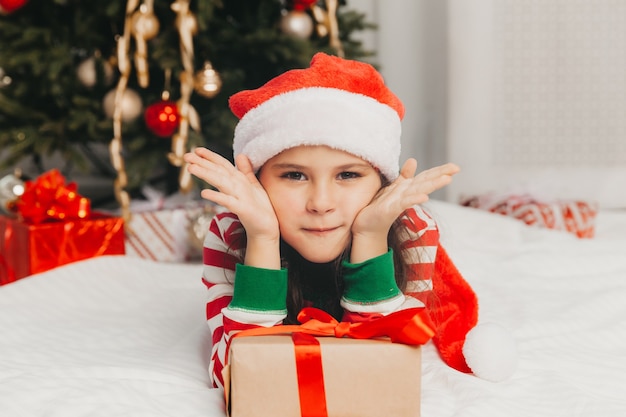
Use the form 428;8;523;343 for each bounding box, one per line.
0;169;125;285
0;212;125;285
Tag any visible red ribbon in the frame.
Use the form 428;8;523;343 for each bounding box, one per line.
15;169;91;224
232;307;435;417
292;332;328;417
0;219;17;284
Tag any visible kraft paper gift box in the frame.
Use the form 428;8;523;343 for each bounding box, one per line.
224;335;422;417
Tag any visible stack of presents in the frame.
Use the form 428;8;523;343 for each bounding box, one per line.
0;169;216;285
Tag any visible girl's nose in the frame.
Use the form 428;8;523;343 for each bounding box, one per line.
306;183;336;214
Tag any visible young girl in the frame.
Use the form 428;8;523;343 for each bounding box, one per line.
184;53;484;388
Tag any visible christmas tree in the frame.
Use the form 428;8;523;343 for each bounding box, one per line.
0;0;374;208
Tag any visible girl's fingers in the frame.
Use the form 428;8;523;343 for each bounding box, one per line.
409;173;453;198
399;158;418;179
385;163;459;209
235;154;259;184
200;188;237;209
415;162;460;181
185;147;241;190
183;147;231;174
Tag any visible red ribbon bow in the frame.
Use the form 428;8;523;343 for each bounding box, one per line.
232;307;435;417
15;169;91;224
235;306;436;344
296;306;436;344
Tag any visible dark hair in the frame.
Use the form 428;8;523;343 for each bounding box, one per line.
280;216;413;323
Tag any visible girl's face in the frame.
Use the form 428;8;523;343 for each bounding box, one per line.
258;145;382;263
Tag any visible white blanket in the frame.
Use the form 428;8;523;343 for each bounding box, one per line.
1;200;625;417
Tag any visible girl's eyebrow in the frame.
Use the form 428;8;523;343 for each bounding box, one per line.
268;163;306;170
269;162;373;171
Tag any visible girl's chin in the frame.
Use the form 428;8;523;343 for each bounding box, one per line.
290;246;345;264
302;254;341;264
282;234;349;264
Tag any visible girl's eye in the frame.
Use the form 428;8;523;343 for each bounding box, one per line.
338;171;360;180
282;171;306;181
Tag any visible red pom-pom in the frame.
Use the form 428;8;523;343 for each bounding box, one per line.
144;100;180;137
0;0;28;14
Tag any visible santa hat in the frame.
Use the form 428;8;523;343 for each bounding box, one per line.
229;52;404;181
432;246;518;381
229;53;517;381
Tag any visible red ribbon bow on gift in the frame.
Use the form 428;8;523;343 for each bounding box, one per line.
15;169;91;224
235;306;436;344
232;307;435;417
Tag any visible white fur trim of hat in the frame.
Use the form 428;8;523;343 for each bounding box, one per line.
232;87;402;181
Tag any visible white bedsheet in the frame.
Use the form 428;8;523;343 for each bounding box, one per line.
1;200;625;417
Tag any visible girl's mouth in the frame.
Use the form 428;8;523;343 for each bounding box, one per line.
303;227;339;236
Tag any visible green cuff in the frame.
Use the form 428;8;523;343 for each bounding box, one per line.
230;264;288;313
342;250;401;303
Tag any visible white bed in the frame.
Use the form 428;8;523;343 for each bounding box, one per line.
1;199;625;417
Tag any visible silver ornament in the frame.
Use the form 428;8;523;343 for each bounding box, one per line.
280;10;314;39
102;88;143;122
77;55;115;88
0;172;25;214
0;67;12;88
187;205;218;256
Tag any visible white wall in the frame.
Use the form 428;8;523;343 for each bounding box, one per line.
445;0;626;207
350;0;449;178
358;0;626;208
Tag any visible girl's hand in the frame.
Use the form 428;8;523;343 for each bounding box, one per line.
350;159;460;263
184;147;280;243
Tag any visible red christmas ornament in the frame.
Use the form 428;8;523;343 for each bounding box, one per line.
0;0;29;14
144;100;180;137
290;0;317;11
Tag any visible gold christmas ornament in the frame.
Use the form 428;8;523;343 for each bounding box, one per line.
280;9;314;39
103;87;143;122
193;61;222;98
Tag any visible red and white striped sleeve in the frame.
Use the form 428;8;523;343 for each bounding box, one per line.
202;212;285;388
202;212;242;388
399;205;439;306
